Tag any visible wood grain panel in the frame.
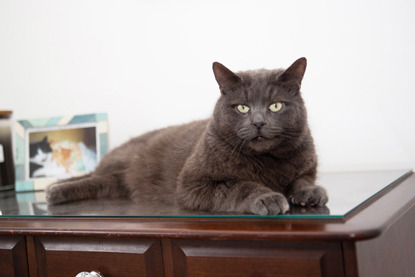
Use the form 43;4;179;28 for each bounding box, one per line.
170;239;344;277
35;236;163;277
0;236;29;277
355;204;415;277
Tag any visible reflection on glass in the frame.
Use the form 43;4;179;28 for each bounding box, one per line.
0;169;411;219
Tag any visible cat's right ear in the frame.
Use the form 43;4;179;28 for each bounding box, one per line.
212;62;241;94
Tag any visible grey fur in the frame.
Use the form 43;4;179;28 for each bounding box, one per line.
46;58;328;215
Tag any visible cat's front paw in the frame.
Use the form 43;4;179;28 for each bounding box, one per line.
250;192;289;215
45;183;66;205
288;185;328;207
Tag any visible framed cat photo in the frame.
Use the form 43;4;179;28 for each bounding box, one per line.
14;113;109;192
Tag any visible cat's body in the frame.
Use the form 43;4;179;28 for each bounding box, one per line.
46;58;328;215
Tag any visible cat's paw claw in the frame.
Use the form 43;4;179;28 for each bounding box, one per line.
251;192;289;215
289;185;328;207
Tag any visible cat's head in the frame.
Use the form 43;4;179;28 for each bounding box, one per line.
30;136;53;164
211;58;310;154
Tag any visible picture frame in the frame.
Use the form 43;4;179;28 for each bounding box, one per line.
15;113;109;192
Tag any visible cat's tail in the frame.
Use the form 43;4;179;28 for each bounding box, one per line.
45;172;129;205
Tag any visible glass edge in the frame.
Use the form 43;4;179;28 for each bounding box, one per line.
0;214;344;220
342;169;413;219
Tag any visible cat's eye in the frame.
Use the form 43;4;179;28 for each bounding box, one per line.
236;104;250;114
269;102;283;113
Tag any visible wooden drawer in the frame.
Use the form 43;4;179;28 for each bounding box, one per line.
168;240;344;277
34;236;163;277
0;236;29;277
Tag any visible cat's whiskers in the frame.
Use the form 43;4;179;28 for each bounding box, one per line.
268;127;303;139
230;137;245;159
217;132;243;159
237;139;247;158
237;127;253;141
219;129;250;160
221;132;240;145
277;133;304;149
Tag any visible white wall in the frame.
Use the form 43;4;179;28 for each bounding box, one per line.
1;0;414;172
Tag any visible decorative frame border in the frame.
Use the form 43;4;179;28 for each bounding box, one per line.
15;113;108;192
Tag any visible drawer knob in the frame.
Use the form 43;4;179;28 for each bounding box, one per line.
76;271;103;277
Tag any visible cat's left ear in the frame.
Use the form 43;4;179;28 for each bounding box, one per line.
276;57;307;94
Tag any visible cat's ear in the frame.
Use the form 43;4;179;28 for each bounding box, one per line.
212;62;241;94
276;57;307;94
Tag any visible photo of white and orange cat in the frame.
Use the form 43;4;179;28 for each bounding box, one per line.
29;127;98;179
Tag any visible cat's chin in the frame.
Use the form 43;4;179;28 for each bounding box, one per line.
247;137;277;153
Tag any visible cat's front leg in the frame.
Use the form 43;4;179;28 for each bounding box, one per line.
176;180;289;215
246;189;290;215
286;177;328;207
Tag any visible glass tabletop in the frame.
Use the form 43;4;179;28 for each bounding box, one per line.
0;169;411;219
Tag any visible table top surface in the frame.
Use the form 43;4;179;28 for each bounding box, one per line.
0;169;411;218
0;169;414;242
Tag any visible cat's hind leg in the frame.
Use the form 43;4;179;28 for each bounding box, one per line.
45;172;129;205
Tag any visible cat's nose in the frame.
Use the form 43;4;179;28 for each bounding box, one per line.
252;112;266;129
252;121;266;129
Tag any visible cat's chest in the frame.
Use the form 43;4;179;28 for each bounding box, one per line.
226;155;297;188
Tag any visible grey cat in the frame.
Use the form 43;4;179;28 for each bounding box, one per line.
46;58;328;215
